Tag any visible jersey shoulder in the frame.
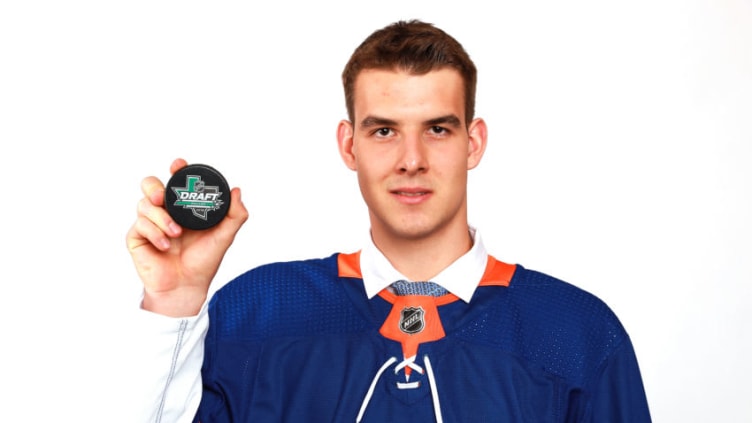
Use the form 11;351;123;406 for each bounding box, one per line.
208;253;366;340
482;264;632;384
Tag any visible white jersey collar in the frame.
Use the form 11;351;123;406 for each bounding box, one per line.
360;227;488;303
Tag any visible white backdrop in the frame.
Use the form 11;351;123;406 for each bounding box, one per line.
1;1;750;421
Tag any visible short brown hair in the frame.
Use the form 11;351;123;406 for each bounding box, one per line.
342;20;477;126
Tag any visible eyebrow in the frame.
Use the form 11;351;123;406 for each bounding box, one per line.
359;116;398;129
425;114;462;128
358;114;462;129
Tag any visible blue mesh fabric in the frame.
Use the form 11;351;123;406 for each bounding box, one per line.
391;280;449;296
211;256;370;340
455;268;628;386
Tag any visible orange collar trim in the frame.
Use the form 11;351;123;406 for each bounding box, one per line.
337;250;362;279
337;251;515;303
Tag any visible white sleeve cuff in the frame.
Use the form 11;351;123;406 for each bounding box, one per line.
127;301;209;423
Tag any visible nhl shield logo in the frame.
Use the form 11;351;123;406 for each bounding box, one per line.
399;306;425;334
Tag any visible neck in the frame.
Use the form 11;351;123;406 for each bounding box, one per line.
371;222;473;281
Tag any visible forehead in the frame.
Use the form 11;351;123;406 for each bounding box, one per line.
352;68;466;122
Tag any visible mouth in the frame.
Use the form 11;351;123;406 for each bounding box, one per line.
393;190;430;197
390;187;432;204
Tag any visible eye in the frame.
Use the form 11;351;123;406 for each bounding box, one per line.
429;126;448;135
375;127;393;137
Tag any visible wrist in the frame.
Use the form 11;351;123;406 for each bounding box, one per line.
142;287;207;317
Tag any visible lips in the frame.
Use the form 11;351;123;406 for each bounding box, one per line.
390;187;432;204
394;190;429;196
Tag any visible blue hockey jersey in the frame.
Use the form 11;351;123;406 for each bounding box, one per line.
195;253;651;422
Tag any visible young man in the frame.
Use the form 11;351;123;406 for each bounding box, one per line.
128;20;651;422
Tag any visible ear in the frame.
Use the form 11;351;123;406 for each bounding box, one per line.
467;118;488;170
337;120;357;171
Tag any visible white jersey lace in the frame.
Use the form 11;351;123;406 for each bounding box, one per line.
356;355;443;423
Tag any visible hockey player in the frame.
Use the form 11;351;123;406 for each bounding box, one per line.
127;20;651;422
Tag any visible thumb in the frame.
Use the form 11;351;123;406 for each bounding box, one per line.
214;187;249;245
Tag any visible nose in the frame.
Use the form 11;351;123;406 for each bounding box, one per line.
398;134;428;174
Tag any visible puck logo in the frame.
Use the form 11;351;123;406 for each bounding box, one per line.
399;306;425;334
171;175;224;220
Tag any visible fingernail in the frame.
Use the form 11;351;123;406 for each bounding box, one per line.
169;222;181;236
160;238;171;250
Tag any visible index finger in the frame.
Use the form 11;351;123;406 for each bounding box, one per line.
169;158;188;175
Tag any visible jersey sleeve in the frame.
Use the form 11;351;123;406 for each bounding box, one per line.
131;302;209;423
585;336;652;422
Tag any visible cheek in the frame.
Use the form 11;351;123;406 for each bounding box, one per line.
356;163;380;196
434;152;468;178
438;159;470;198
355;152;390;182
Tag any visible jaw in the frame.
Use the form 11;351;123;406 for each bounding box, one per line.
367;203;472;281
367;196;468;244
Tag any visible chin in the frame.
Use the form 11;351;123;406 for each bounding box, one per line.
388;221;442;241
370;209;450;241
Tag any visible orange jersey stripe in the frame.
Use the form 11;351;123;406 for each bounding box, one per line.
338;251;516;293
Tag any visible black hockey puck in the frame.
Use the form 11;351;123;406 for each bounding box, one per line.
164;164;231;230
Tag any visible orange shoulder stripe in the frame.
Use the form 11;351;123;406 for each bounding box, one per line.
337;251;362;278
339;251;515;287
478;255;516;287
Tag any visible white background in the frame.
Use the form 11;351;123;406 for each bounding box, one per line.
1;1;750;421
